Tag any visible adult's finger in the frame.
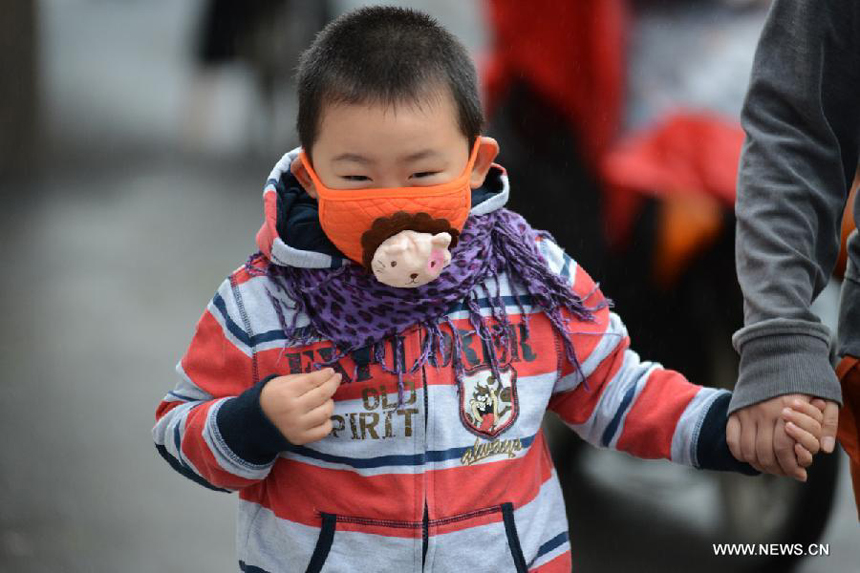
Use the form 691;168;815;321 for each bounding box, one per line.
819;401;840;453
755;420;781;475
748;460;764;474
740;417;758;465
773;419;804;481
727;415;742;462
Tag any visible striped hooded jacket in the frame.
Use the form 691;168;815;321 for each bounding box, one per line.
153;150;754;572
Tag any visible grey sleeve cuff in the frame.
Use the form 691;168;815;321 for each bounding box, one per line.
729;319;843;414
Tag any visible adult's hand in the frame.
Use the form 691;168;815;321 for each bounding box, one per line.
726;394;839;481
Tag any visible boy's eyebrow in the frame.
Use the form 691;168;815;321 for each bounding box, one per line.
401;149;441;163
332;149;442;165
332;153;374;165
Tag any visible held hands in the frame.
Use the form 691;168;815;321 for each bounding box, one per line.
260;367;342;445
726;394;839;481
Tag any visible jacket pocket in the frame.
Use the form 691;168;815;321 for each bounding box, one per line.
308;512;420;571
305;512;336;573
425;503;530;572
501;502;528;573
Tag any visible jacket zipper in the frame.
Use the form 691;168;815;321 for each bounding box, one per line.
421;502;429;566
421;364;430;569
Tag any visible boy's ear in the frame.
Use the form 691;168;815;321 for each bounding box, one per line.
290;155;318;198
469;136;500;189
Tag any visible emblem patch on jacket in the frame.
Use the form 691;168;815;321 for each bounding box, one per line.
460;364;518;439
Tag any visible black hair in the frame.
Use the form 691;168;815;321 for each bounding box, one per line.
296;6;483;154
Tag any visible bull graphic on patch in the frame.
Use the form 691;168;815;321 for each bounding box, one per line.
460;364;518;438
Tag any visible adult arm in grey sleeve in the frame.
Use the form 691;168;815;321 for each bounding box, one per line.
731;0;860;414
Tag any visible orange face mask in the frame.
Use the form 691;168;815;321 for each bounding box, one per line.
299;140;479;265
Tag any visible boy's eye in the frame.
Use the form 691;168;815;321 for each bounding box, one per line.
410;172;439;179
343;175;370;182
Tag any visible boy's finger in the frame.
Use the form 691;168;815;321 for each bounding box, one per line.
292;368;336;396
303;419;334;444
794;443;814;468
785;420;821;455
774;419;803;478
300;372;342;408
302;398;335;428
790;399;824;424
782;407;822;437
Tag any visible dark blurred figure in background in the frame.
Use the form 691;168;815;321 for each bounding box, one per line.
186;0;330;154
0;1;38;180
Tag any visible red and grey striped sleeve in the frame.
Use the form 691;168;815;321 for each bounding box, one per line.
539;238;756;474
152;272;291;492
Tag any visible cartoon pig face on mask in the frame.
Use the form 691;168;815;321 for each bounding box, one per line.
371;230;453;288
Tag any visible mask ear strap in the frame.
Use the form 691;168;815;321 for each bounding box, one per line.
464;138;482;174
299;150;326;192
454;138;484;188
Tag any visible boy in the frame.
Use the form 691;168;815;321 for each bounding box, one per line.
153;7;825;572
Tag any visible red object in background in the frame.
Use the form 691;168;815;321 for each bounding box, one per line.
836;356;860;519
485;2;746;286
602;113;743;208
484;0;628;165
601;113;745;251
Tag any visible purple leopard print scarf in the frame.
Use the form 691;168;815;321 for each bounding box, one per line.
249;208;605;403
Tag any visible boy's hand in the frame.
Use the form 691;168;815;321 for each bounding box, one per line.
260;368;342;445
780;399;826;481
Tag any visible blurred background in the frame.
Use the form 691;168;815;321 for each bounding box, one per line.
0;0;856;571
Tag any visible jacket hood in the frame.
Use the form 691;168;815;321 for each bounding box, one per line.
255;147;511;268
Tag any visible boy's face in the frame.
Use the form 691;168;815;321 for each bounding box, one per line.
291;88;498;195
